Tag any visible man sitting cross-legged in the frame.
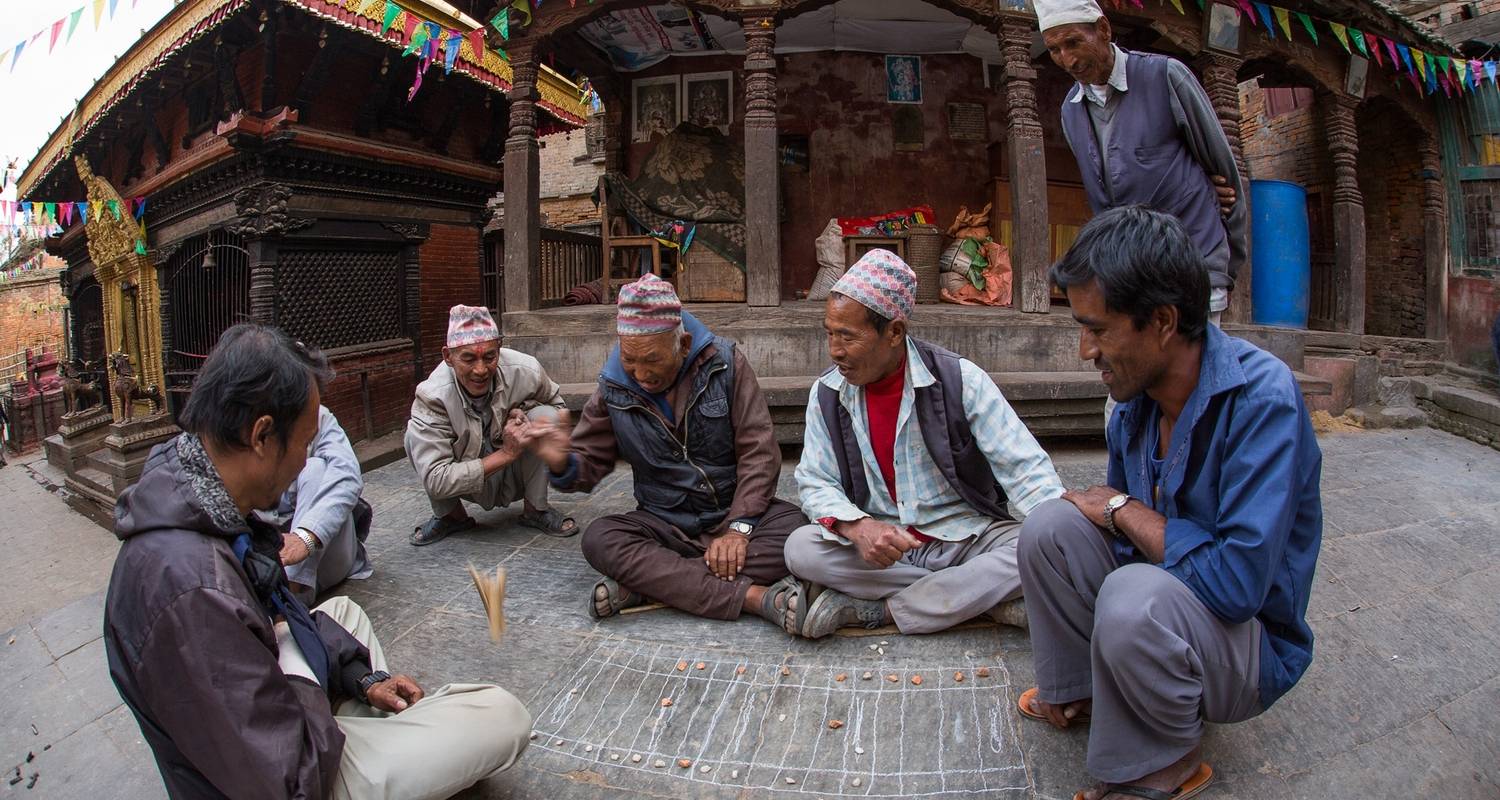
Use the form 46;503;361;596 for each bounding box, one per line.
1018;206;1323;800
105;324;531;800
525;274;809;626
405;304;577;545
784;249;1064;638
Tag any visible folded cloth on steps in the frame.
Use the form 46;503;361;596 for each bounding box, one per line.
564;279;604;306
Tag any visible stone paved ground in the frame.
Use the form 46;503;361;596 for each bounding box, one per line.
2;427;1499;799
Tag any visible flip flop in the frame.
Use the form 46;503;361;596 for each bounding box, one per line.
1073;762;1214;800
409;515;475;546
1017;687;1092;725
800;588;886;639
587;577;646;620
760;576;805;636
519;508;580;538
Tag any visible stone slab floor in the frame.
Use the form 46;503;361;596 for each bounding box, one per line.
2;427;1498;799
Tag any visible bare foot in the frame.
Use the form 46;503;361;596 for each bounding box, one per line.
1027;694;1092;729
593;582;614;617
1078;745;1203;800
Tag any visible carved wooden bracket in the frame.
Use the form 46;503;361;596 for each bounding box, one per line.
228;183;315;238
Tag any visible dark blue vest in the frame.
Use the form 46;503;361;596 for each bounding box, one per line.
817;338;1012;522
1061;51;1227;274
602;337;739;535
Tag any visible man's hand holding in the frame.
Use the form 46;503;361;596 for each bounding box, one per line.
704;531;749;581
527;409;574;473
365;674;425;713
840;518;920;568
1210;174;1237;217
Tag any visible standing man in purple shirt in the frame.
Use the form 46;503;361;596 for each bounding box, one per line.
1017;208;1322;800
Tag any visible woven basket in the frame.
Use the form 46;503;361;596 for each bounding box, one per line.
906;224;944;304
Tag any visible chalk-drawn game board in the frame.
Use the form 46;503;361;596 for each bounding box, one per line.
528;636;1033;798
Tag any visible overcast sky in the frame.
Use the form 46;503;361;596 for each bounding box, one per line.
0;0;176;203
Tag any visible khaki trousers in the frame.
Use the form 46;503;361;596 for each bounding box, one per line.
282;597;533;800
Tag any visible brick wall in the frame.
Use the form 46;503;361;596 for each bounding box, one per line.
1357;100;1427;338
419;223;483;370
0;269;66;363
320;347;417;443
542;196;601;229
540;130;604;200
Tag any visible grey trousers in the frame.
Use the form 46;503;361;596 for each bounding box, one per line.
284;460;371;600
1018;499;1262;783
278;597;533;800
428;407;554;519
783;519;1022;634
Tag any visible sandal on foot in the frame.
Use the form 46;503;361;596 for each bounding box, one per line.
1017;687;1092;725
760;576;806;636
1073;763;1213;800
520;508;579;538
799;588;886;639
588;578;645;620
410;515;475;546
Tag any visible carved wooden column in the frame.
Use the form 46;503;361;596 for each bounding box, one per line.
228;183;313;325
1195;52;1253;323
742;9;781;307
1319;92;1365;335
1419;134;1447;340
997;16;1050;313
503;45;543;313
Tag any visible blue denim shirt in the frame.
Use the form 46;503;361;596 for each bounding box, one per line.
1107;325;1323;708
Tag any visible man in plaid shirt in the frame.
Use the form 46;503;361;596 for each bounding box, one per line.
783;249;1064;639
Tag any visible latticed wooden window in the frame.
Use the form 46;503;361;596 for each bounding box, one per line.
276;249;403;351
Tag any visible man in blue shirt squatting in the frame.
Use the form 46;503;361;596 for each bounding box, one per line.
1017;206;1322;800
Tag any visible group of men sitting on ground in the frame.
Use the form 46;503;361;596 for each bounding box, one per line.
103;207;1322;800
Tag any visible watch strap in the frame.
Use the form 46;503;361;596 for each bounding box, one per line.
358;670;391;703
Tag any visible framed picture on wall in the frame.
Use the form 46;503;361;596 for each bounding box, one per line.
682;71;733;135
632;75;680;142
886;55;923;104
1203;2;1243;55
1345;55;1370;99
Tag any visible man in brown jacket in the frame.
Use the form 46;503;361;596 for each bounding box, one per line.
104;324;530;799
526;275;806;627
405;304;575;545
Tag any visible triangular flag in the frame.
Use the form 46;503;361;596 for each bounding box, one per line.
402;20;428;56
134;197;146;219
123;198;135;218
49;19;64;53
134;239;146;255
444;33;462;73
1168;0;1184;15
1273;7;1292;40
108;199;120;220
1486;61;1496;86
1470;60;1481;89
66;8;83;42
61;203;73;225
1254;3;1276;37
381;2;400;35
109;0;119;18
92;0;105;30
1413;49;1427;80
9;41;24;73
510;0;531;27
1329;22;1349;53
43;202;56;223
466;28;485;62
19;201;31;217
492;9;509;39
1397;42;1412;73
29;30;42;48
1350;29;1367;57
1234;0;1255;25
1369;34;1383;67
1425;60;1437;93
77;202;87;223
1436;55;1450;77
402;12;418;44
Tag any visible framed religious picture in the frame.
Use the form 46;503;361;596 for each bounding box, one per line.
1203;2;1243;55
886;55;923;104
1345;55;1370;99
632;75;680;142
682;71;733;134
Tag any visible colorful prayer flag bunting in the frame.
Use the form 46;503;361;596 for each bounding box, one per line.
509;0;532;27
1413;49;1427;80
381;2;400;35
1328;21;1349;53
1369;33;1383;67
92;0;106;30
49;19;64;53
1273;6;1292;40
66;8;83;43
1349;29;1367;57
466;28;485;62
1254;2;1275;35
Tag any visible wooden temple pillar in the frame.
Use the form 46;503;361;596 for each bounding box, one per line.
996;15;1050;313
229;183;314;325
742;7;781;307
503;44;544;313
1419;134;1448;340
1319;91;1366;335
1194;51;1253;324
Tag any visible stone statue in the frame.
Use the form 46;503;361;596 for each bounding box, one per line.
60;360;102;415
109;352;163;421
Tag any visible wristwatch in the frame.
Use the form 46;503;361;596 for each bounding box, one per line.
1103;494;1132;539
358;670;391;703
294;528;322;551
728;521;755;536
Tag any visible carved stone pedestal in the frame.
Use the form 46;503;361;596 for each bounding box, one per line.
44;407;113;475
77;414;179;505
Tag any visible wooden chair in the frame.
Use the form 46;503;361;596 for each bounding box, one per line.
599;176;676;301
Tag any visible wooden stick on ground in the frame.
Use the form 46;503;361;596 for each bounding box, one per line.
466;562;508;642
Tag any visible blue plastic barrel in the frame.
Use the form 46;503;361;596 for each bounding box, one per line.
1249;180;1310;329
